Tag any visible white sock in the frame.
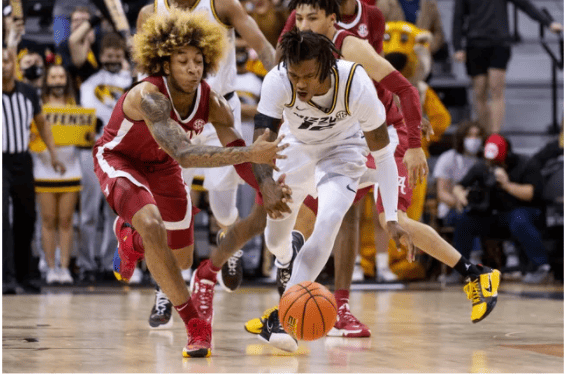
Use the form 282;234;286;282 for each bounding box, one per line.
376;252;390;271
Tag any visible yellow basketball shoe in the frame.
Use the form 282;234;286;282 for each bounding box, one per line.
464;265;501;323
244;306;278;334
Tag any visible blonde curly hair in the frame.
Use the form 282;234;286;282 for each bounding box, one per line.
133;9;226;77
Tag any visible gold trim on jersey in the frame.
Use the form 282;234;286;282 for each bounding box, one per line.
211;0;231;28
345;63;360;115
285;81;297;108
307;66;339;114
160;0;202;12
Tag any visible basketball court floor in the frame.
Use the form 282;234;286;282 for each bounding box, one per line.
3;282;563;372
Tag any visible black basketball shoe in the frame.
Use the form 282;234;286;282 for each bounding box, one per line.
149;286;173;329
276;230;305;296
258;308;298;352
217;230;244;292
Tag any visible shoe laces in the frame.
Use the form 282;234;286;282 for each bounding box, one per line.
464;280;481;303
338;304;361;325
155;289;170;314
226;250;243;275
194;278;214;316
278;267;291;287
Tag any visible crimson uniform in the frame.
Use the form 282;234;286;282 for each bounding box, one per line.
93;76;211;249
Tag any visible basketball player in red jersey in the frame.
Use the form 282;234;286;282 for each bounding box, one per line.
93;10;288;358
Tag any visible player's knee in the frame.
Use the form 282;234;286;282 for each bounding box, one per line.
174;249;193;270
136;216;167;244
59;214;74;230
41;214;58;230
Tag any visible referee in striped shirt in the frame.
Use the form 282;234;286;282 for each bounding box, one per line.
2;46;65;294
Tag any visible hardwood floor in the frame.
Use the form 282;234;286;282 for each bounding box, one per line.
3;283;563;372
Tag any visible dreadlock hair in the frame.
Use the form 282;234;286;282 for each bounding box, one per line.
133;8;226;77
288;0;342;22
278;29;339;82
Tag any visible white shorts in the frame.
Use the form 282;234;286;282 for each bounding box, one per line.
32;146;82;193
273;128;369;199
182;93;243;191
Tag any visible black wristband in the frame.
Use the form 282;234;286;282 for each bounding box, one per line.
254;112;281;133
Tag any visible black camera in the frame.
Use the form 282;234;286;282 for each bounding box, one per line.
466;169;497;214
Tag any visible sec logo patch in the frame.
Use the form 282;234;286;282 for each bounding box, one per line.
358;24;368;38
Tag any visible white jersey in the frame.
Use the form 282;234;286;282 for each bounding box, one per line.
154;0;237;96
257;60;386;145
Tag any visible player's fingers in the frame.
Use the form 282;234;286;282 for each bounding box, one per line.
408;168;416;188
275;154;287;159
278;143;290;150
271;163;280;172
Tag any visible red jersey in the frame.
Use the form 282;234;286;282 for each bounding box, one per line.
94;75;211;165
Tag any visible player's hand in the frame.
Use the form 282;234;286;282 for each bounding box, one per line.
403;147;428;188
260;175;293;219
250;129;288;170
453;50;466;63
51;157;67;175
421;117;434;141
386;221;415;262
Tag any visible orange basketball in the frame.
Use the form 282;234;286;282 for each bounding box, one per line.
279;281;338;341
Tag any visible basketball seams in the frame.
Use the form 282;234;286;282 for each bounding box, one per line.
280;290;310;323
280;282;338;341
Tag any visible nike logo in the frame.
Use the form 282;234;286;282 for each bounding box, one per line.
346;184;356;194
266;319;274;333
295;106;306;111
484;276;492;294
465;263;471;270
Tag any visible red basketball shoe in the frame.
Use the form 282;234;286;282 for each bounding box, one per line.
182;318;212;358
190;260;216;324
327;303;371;338
112;217;143;283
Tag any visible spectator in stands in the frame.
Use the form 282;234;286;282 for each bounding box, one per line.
433;120;486;283
57;6;103;98
52;0;97;47
31;64;82;285
452;134;552;283
452;0;562;134
78;33;133;283
18;51;45;91
2;46;65;294
247;0;290;48
372;0;405;21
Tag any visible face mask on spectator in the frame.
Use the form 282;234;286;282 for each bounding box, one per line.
47;84;65;98
463;137;481;155
23;65;44;81
103;63;122;74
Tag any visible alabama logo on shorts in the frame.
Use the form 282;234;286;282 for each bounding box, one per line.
358;24;369;38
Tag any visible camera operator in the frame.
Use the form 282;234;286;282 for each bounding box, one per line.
452;134;551;284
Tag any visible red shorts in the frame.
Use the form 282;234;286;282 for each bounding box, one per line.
94;152;196;249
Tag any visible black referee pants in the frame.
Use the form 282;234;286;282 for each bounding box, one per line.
3;152;37;285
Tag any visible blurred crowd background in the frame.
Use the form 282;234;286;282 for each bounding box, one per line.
2;0;562;294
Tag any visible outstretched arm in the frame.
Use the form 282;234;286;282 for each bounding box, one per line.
123;83;283;168
223;0;276;71
341;36;428;187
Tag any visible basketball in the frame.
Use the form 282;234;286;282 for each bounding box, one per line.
279;281;338;341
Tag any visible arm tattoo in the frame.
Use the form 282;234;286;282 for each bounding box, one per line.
140;91;253;168
257;44;276;71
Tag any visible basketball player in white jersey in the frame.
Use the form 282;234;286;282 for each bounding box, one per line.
253;29;413;352
136;0;277;328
